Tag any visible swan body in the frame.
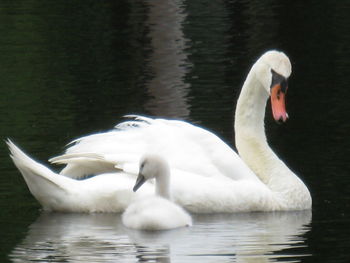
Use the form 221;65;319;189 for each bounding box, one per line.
8;50;311;213
122;154;192;230
7;139;276;213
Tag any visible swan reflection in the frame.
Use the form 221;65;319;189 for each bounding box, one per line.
10;211;311;262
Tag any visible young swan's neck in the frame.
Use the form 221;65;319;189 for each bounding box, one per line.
154;161;172;200
234;66;311;210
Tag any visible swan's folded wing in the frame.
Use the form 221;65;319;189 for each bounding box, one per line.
55;115;259;181
50;152;139;179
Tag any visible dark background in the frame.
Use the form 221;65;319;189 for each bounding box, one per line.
0;0;349;262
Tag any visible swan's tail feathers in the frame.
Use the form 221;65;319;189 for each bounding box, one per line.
50;152;138;178
7;140;73;209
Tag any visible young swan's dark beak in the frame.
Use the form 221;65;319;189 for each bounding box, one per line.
133;173;146;192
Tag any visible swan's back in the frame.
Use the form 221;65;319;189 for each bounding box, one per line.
60;116;258;182
122;195;192;230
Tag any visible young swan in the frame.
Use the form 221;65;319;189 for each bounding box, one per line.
122;154;192;230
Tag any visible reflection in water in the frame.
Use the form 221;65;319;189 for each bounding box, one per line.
10;211;311;262
143;0;191;119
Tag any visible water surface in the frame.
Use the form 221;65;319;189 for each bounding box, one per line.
10;212;311;263
0;0;349;262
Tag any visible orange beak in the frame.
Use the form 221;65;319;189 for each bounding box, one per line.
271;84;288;123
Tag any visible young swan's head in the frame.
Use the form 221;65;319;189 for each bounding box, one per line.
254;50;292;123
133;154;170;192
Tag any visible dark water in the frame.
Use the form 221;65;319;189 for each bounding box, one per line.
0;0;349;262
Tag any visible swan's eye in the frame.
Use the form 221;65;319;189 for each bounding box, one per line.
140;162;146;170
280;78;288;93
270;69;288;93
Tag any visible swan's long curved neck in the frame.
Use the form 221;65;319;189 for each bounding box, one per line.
234;69;311;209
235;69;268;143
234;70;274;184
155;168;171;200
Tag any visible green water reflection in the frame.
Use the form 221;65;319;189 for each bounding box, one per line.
0;0;349;262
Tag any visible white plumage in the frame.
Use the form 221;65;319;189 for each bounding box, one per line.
8;50;311;213
122;154;192;230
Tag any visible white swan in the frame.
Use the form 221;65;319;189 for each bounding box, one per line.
8;50;312;212
122;154;192;230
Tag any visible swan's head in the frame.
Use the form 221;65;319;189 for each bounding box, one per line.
133;154;169;192
254;50;292;123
